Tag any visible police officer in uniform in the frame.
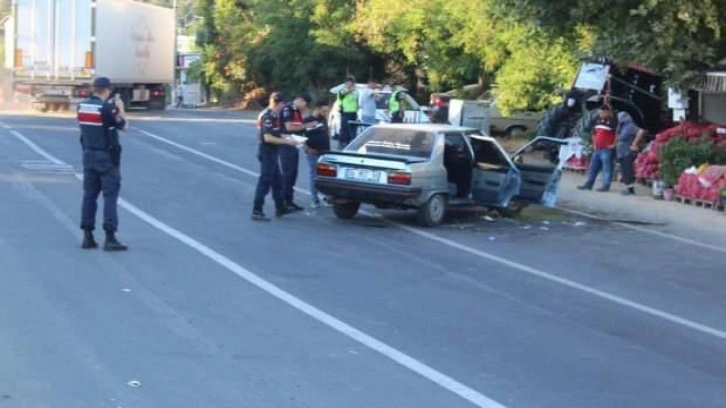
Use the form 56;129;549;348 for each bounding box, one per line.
78;77;128;251
252;92;299;221
389;86;406;123
279;94;312;212
337;76;359;148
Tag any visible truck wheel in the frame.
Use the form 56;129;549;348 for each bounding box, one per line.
39;104;49;113
417;194;447;227
332;201;360;220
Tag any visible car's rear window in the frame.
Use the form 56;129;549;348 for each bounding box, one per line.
346;128;434;158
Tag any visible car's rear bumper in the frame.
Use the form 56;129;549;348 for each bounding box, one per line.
316;178;422;204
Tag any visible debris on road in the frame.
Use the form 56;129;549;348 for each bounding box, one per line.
121;288;132;293
482;215;496;222
126;380;142;388
574;221;587;227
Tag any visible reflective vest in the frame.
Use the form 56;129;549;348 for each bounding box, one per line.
389;90;402;113
77;96;117;150
338;90;358;113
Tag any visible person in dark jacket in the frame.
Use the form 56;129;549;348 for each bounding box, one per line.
303;100;331;208
78;77;128;251
616;111;648;195
279;94;311;212
252;92;299;221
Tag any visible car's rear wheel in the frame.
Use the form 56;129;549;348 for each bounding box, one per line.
417;194;447;227
332;201;360;220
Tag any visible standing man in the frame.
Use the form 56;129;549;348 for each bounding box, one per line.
389;86;406;123
78;77;128;251
359;81;381;125
280;93;312;212
303;100;331;209
337;76;359;148
616;111;648;196
578;105;617;192
252;92;298;221
176;82;184;109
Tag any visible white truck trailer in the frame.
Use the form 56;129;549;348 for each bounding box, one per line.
4;0;175;112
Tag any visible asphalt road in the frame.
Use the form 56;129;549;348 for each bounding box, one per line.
0;110;724;408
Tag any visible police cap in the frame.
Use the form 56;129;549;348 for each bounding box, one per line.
92;77;112;89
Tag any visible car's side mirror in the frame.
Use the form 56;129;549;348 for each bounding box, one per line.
513;154;524;164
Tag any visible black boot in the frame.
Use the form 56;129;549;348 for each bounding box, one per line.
286;201;304;212
251;210;271;221
275;202;292;218
81;230;98;249
104;230;128;251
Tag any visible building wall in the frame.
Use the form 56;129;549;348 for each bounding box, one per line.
702;92;726;125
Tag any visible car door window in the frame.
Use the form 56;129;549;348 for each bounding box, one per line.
467;136;520;206
512;137;563;203
471;138;509;170
444;133;472;161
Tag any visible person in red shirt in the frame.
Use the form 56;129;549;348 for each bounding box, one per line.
578;105;617;192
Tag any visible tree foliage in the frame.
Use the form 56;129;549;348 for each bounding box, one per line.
510;0;726;89
193;0;726;108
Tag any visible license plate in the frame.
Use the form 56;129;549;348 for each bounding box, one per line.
343;168;381;182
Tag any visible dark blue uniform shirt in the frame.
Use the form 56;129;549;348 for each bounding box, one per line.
257;108;282;155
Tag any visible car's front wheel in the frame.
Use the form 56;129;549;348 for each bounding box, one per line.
332;201;360;220
417;194;447;227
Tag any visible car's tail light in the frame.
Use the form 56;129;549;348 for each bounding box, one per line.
152;89;164;97
316;163;337;177
387;171;411;185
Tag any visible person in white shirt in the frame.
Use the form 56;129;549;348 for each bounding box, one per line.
359;82;381;125
176;83;184;108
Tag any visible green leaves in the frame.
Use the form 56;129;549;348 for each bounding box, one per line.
191;0;725;108
513;0;726;90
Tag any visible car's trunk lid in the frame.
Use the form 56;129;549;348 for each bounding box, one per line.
321;151;426;170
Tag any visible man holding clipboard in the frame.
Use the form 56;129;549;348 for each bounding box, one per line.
280;94;313;212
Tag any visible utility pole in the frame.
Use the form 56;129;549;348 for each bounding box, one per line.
172;0;178;107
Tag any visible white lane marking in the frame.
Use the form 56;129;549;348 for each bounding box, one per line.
132;117;256;124
136;128;258;178
9;129;66;165
3;122;506;408
560;207;726;255
133;127;726;341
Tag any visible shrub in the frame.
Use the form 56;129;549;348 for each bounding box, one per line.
659;136;712;187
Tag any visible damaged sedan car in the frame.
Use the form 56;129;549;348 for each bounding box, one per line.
314;124;566;227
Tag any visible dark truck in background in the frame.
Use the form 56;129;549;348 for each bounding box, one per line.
3;0;175;112
536;58;668;162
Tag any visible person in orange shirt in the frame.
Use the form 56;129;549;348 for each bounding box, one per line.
578;105;617;192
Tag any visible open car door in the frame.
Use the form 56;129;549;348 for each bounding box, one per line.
511;136;568;205
468;134;521;208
